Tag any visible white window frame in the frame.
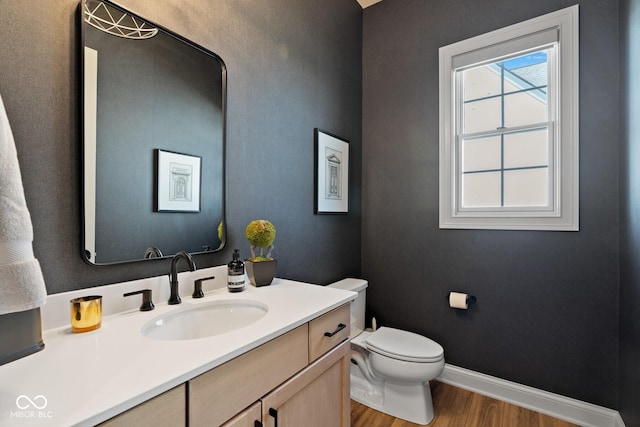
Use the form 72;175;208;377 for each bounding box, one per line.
439;5;579;231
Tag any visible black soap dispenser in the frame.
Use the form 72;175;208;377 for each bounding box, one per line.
227;249;245;292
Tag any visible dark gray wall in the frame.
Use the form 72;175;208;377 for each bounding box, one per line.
362;0;620;408
0;0;362;294
619;0;640;424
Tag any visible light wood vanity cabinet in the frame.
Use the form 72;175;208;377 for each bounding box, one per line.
260;340;350;427
190;324;309;426
222;401;261;427
222;341;349;427
100;304;350;427
193;304;351;427
98;384;186;427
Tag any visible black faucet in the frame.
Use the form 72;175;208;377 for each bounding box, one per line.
123;289;155;311
168;251;197;305
193;275;216;298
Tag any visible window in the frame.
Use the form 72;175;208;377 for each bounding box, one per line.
439;6;579;230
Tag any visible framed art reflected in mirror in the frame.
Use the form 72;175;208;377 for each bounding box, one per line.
156;150;202;213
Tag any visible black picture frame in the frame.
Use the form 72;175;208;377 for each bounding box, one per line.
314;128;349;214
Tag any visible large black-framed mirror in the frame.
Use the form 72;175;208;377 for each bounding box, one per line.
81;0;226;265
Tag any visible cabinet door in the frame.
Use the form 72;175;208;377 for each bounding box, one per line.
222;401;262;427
98;384;185;427
261;340;350;427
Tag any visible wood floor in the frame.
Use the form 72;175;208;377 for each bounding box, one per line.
351;381;578;427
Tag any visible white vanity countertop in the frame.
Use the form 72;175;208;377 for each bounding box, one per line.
0;271;355;426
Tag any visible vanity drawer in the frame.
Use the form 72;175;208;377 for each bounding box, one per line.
98;384;185;427
308;304;350;362
189;324;308;427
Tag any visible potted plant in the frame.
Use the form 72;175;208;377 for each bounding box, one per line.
244;220;277;286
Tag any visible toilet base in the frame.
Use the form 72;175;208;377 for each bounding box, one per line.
350;364;384;406
350;363;435;425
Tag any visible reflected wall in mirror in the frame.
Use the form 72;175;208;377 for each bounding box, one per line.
82;0;226;264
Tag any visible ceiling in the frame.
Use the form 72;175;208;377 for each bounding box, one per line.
357;0;383;8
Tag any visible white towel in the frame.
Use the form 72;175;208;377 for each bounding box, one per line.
0;93;47;315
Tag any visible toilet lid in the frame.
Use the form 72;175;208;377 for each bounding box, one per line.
365;327;444;363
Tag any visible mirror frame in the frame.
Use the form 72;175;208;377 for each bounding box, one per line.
80;0;227;265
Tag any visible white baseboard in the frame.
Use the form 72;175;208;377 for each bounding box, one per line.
436;364;625;427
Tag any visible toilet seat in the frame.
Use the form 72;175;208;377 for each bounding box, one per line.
365;327;444;363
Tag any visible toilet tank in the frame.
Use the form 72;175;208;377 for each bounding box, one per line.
327;278;368;338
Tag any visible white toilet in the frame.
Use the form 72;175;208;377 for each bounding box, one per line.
327;278;444;425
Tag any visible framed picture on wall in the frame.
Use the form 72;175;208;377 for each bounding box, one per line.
314;128;349;214
156;149;201;212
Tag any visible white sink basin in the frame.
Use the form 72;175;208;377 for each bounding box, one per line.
141;299;268;341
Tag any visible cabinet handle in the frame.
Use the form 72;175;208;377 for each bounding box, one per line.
269;407;278;427
324;323;346;337
254;420;263;427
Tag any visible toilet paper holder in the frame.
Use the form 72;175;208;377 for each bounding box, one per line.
447;292;476;307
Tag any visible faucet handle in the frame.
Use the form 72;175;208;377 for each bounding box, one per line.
193;276;215;298
124;289;155;311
